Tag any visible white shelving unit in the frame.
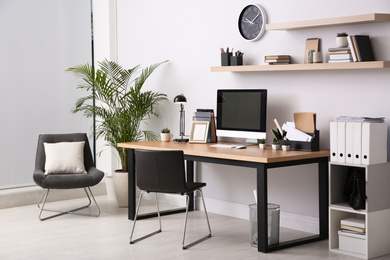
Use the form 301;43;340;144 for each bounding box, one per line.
329;162;390;259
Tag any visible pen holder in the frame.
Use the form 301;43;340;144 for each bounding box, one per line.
221;52;232;66
230;56;243;66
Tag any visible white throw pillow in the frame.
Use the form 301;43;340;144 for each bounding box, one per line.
44;141;87;175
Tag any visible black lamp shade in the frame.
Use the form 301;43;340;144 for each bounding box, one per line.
174;94;187;104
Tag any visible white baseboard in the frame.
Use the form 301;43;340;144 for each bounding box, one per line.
156;195;319;234
0;181;107;210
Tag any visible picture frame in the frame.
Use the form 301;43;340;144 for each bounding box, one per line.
189;121;210;143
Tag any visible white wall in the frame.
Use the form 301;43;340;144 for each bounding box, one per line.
115;0;390;224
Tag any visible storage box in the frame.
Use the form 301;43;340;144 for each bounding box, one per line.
338;230;366;255
278;130;320;151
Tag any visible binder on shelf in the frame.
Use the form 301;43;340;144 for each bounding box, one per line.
353;122;363;165
330;122;338;162
193;109;217;143
345;123;354;164
337;122;346;163
361;122;387;165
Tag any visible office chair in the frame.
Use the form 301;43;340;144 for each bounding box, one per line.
130;150;212;249
33;133;104;221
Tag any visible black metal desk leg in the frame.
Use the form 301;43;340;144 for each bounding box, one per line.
186;160;194;211
257;164;268;253
128;148;136;220
318;158;329;238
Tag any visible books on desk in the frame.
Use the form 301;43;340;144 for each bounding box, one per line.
193;109;217;143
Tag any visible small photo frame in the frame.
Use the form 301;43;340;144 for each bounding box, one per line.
189;121;210;143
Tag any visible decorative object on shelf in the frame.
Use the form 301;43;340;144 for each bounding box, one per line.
282;140;290;151
313;51;323;63
265;55;290;65
238;4;267;41
189;121;210;143
304;38;320;64
67;59;168;207
160;128;173;142
259;138;266;149
174;94;189;143
272;140;280;150
306;50;314;63
336;32;349;48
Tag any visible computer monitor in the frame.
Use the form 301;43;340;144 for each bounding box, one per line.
216;89;267;142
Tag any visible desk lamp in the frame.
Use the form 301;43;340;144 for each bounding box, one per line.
174;94;189;143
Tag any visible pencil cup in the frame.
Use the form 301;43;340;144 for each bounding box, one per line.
221;52;232;66
306;50;314;63
230;56;243;66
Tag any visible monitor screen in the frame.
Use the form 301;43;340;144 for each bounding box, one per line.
216;89;267;140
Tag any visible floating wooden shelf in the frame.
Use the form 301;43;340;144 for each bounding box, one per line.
266;13;390;31
211;61;390;72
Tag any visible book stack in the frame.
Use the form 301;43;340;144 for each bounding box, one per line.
328;47;353;63
264;55;290;65
193;109;217;143
339;217;365;236
347;35;374;62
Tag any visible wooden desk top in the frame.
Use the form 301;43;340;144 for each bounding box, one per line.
118;141;329;164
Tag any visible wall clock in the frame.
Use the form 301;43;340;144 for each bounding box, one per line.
238;4;267;41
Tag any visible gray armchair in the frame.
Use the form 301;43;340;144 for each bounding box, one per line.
33;133;104;221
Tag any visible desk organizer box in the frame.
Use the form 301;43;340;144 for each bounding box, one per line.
278;130;320;151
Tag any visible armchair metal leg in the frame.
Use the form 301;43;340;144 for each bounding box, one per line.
130;191;162;244
182;189;212;250
37;187;101;221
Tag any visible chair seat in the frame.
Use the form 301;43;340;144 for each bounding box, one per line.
34;171;102;189
144;182;206;194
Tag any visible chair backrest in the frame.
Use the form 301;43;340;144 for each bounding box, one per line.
35;133;94;172
135;150;187;193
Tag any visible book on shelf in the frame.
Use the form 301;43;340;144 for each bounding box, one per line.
338;230;366;239
341;217;365;228
265;55;290;59
329;59;352;63
265;59;290;63
328;47;350;52
340;224;365;233
329;53;352;60
329;50;351;55
346;35;375;62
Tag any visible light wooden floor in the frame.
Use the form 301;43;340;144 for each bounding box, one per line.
0;195;389;260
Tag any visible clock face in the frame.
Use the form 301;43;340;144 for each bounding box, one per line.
238;4;267;41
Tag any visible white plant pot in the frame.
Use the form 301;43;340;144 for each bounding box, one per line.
272;144;280;150
259;143;266;149
282;145;290;151
161;133;173;142
336;36;348;48
112;170;128;208
105;174;116;200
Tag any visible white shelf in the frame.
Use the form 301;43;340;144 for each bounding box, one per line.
211;61;390;73
266;13;390;31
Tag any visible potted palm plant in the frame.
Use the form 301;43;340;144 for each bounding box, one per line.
67;59;168;207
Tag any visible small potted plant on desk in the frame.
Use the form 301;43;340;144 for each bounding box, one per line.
272;140;280;150
259;138;266;149
161;128;172;142
282;140;290;151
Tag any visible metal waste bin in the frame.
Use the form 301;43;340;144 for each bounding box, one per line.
249;203;280;247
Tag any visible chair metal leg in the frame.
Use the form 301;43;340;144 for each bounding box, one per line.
37;187;101;221
182;189;212;250
130;191;162;244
